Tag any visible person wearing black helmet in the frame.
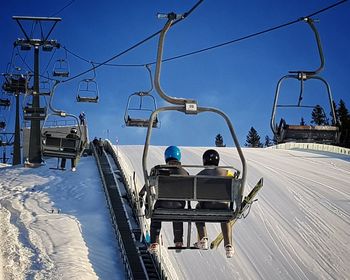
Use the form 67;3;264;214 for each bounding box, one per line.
139;146;189;254
194;149;235;258
60;127;80;172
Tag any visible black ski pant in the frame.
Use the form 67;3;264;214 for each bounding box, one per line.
60;158;76;169
150;200;186;244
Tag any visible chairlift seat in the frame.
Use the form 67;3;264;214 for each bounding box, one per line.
125;116;158;128
42;135;80;159
278;121;339;144
148;169;242;223
53;71;69;78
23;107;46;121
76;95;98;103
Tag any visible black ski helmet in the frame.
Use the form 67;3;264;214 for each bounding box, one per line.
202;149;220;166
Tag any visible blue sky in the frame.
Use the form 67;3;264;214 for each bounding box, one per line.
1;0;349;150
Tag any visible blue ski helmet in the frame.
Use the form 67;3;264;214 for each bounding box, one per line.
164;146;181;163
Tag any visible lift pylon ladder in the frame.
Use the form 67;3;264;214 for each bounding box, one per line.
142;13;262;229
124;65;159;128
41;81;87;159
76;63;99;103
270;18;340;145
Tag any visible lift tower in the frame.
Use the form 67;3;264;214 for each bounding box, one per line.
13;16;61;165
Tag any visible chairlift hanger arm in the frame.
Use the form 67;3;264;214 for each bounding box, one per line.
145;64;153;94
270;74;298;134
289;17;325;77
154;12;197;106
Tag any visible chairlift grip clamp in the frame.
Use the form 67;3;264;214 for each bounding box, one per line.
185;100;198;114
157;12;184;20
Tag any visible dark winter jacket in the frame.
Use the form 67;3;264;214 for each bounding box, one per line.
139;159;189;197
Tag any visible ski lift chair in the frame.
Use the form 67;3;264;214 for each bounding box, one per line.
271;75;340;145
124;92;159;128
41;81;88;159
142;12;262;225
2;74;27;93
76;79;99;103
41;115;85;159
142;107;255;224
23;106;47;121
271;18;340;145
0;98;10;107
39;80;51;96
53;59;69;77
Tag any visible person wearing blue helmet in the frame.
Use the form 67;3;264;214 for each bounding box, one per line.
139;145;188;254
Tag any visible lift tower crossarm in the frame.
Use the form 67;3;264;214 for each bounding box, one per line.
13;16;61;42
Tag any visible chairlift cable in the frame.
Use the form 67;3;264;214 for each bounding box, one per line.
60;0;204;83
50;0;76;17
41;48;57;76
58;0;348;72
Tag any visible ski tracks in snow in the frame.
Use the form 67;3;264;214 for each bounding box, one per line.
245;150;350;279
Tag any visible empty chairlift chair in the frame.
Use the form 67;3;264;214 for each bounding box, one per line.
124;64;159;128
124;92;159;128
53;59;69;78
270;18;340;145
76;79;99;103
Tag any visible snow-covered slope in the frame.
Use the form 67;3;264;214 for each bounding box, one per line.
1;146;349;279
0;156;124;280
116;145;350;280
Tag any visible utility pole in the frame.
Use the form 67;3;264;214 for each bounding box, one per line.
13;16;61;166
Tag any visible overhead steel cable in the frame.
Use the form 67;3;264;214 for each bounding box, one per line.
60;0;204;83
50;0;76;17
61;0;348;70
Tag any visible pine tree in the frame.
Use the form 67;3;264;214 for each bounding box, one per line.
337;99;349;125
300;117;306;125
264;135;273;147
245;127;262;147
337;99;350;147
215;134;226;147
311;105;328;125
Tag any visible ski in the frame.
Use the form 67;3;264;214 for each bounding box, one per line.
210;178;263;250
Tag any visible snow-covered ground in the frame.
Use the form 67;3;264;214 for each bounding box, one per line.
1;146;350;279
117;145;350;280
0;155;124;280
